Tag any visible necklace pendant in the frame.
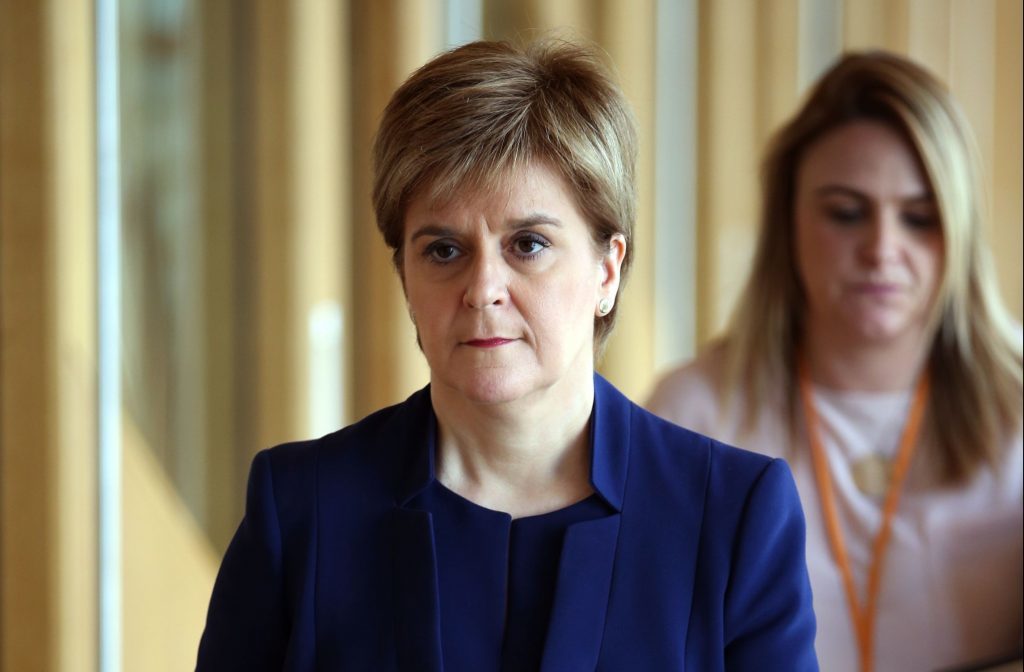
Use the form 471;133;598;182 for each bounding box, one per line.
852;454;891;498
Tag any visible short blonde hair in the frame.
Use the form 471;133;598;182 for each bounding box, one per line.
723;50;1022;483
372;38;637;349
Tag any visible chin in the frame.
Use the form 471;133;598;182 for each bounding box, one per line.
850;319;917;345
444;371;537;405
839;305;916;342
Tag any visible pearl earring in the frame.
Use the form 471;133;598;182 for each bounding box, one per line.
598;298;612;316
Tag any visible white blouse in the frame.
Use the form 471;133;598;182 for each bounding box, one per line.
647;352;1023;672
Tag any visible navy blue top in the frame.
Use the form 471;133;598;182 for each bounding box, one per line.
196;374;818;671
410;482;610;672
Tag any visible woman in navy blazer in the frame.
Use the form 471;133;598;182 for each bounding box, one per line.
197;39;817;671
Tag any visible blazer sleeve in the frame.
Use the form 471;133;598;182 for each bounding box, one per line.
196;449;288;671
724;458;818;671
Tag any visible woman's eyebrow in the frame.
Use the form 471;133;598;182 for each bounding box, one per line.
813;185;866;199
409;224;457;242
813;184;934;202
508;214;563;229
902;192;936;204
409;213;563;242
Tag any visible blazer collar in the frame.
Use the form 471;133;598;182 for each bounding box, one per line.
589;373;631;512
392;374;633;511
392;385;437;506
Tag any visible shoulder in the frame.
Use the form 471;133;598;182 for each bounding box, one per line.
629;392;803;541
708;447;799;517
628;393;783;502
254;385;432;505
716;453;814;667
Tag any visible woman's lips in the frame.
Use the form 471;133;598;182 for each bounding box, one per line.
464;338;514;348
852;281;902;295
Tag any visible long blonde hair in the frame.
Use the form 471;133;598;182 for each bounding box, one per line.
722;50;1022;483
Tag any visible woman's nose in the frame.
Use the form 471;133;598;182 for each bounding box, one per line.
463;251;508;309
860;211;901;265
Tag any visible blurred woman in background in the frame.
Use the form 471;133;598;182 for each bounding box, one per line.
649;51;1022;672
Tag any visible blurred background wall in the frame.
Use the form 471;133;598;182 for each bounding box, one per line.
1;0;1020;670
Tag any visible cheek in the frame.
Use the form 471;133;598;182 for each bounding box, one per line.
404;280;425;316
918;239;945;295
794;215;822;291
795;218;854;314
521;273;598;337
800;222;851;279
405;283;444;333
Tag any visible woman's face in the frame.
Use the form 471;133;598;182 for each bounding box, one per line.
794;120;944;349
402;162;625;406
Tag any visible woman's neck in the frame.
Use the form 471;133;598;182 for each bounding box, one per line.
430;375;595;518
802;323;931;392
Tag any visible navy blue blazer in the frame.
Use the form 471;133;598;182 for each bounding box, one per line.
197;375;817;671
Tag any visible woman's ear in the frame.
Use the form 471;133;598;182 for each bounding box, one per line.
599;233;627;298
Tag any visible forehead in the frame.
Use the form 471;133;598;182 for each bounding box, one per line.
798;120;931;197
403;161;585;232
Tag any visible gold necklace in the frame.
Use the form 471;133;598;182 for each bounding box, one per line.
850;453;892;499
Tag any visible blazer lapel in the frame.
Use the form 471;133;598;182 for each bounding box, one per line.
540;513;621;671
535;375;632;670
390;507;444;672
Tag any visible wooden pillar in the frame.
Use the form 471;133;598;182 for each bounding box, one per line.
198;0;244;552
1;0;98;669
0;2;57;666
250;0;299;447
844;0;909;51
597;0;657;399
696;0;762;342
291;0;349;432
992;0;1023;319
348;0;439;421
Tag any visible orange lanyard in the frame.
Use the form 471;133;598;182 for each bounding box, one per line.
798;358;930;672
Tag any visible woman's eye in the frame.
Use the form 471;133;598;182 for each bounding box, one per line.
511;235;550;258
826;206;864;225
425;242;461;263
902;211;937;230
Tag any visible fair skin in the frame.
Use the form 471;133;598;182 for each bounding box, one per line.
401;161;626;518
795;120;945;392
